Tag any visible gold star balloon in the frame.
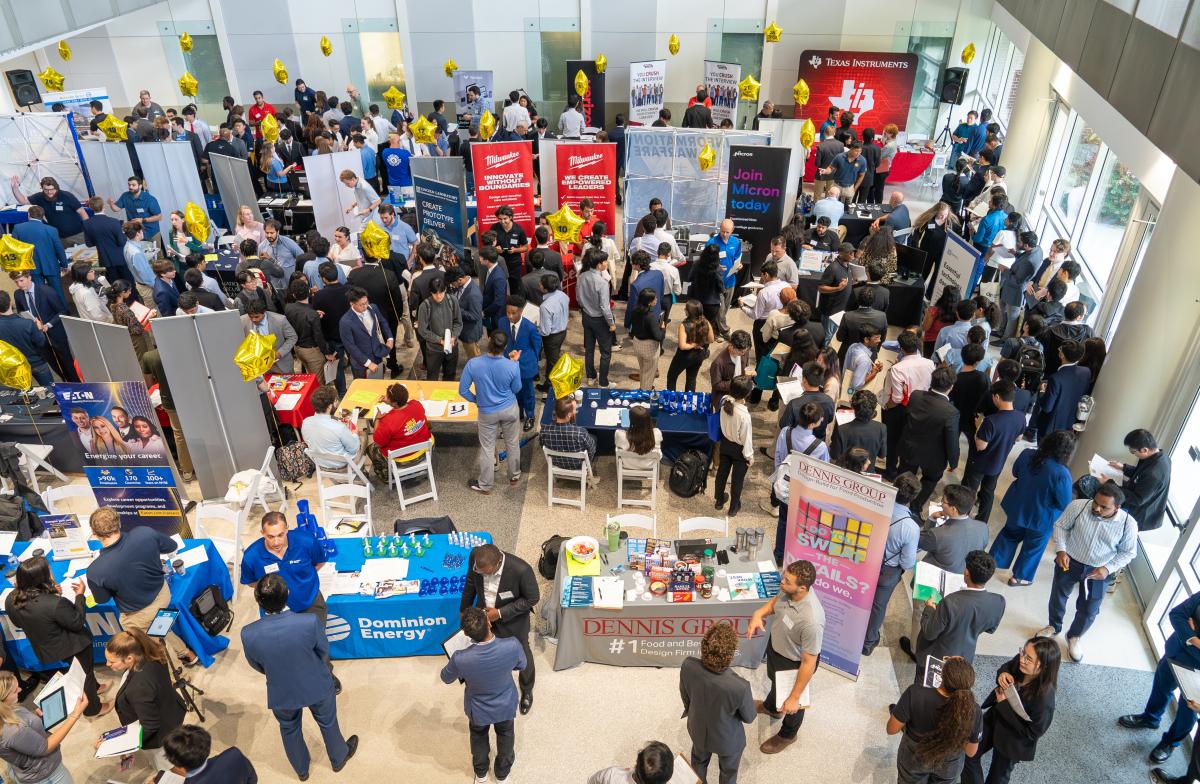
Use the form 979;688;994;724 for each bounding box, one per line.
0;235;34;272
360;221;391;261
410;115;438;145
233;332;276;382
183;201;209;243
260;112;279;144
764;22;782;43
793;79;810;106
549;353;584;400
179;32;193;53
698;142;716;171
595;53;607;74
96;113;127;141
57;40;71;61
668;34;680;56
961;42;976;64
444;58;458;78
738;74;760;102
272;58;288;85
574;70;589;98
38;67;64;93
0;341;31;392
800;118;816;149
383;86;406;110
479;110;496;140
178;71;198;98
320;35;333;57
547;203;585;244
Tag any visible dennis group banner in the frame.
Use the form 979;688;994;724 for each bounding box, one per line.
703;61;741;127
556;142;617;237
783;453;896;679
471;140;536;244
628;60;666;126
725;145;791;254
54;381;185;533
414;175;467;256
566;59;606;129
793;50;920;131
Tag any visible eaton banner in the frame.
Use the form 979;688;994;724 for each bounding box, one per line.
566;59;606;129
556;142;617;237
725;145;791;250
414;175;467;256
793;50;920;131
703;61;741;126
471;140;536;244
783;453;897;679
628;60;666;126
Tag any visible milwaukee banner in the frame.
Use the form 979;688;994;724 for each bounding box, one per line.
725;145;791;251
793;50;920;132
471;140;536;244
566;59;606;129
556;143;617;237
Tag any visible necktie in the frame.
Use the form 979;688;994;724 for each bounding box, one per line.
27;290;38;321
512;321;519;342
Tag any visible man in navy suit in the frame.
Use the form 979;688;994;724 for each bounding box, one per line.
338;286;394;379
501;294;542;430
449;267;484;359
1032;340;1090;439
480;246;508;333
0;290;52;386
11;206;68;304
441;606;526;784
81;196;132;284
10;269;77;382
152;260;181;317
161;724;257;783
242;574;358;780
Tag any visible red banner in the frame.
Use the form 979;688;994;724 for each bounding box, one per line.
471;140;536;245
793;50;919;132
556;143;617;237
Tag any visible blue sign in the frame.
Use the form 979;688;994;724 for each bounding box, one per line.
413;175;466;257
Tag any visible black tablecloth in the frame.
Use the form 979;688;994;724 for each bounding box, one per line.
792;275;924;328
0;395;81;473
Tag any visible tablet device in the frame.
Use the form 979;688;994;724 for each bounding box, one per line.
147;609;180;639
37;688;68;731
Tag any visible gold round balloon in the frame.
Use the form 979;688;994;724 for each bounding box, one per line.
260;113;279;144
698;142;716;171
764;22;782;43
546;203;585;244
574;70;589;98
178;71;199;98
183;201;209;243
234;332;277;383
668;34;680;56
360;222;391;261
738;74;761;102
383;86;406;110
320;35;333;57
793;79;810;106
0;341;32;392
38;67;64;93
800;118;816;149
962;42;976;65
179;32;193;53
549;353;584;400
595;53;607;74
272;58;289;85
479;110;496;141
0;234;35;272
96;113;127;141
57;40;71;61
410;115;438;145
444;58;458;78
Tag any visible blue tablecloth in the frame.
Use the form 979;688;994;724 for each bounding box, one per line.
541;388;712;461
0;539;233;671
325;532;491;660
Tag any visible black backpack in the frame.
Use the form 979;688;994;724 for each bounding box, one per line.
1016;343;1045;390
537;534;569;580
669;449;709;498
189;584;234;637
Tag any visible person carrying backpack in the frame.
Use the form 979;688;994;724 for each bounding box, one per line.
770;402;829;565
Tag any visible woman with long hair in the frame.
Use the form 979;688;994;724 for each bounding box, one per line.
104;629;186;770
6;556;105;717
90;416;130;456
259;143;295;194
614;404;663;471
714;376;754;517
942;157;970;215
163;210;204;272
69;262;112;323
1080;336;1106;395
912;201;959;280
923;284;961;357
817;345;842;402
992;429;1076;585
860;224;898;276
629;288;663;390
0;670;87;783
781;213;808;261
972;293;1004;339
871;123;900;203
666;300;713;392
106;281;152;359
963;637;1060;784
127;415;166;456
887;656;982;783
689;245;726;340
302;112;324;149
234;205;266;246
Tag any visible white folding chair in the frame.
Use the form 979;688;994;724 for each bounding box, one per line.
607;513;657;539
215;234;238;248
42;485;97;517
246;446;287;515
305;448;372;526
893;227;913;245
320;484;372;536
616;449;661;509
386;440;438;510
192;481;257;597
14;444;67;493
544;447;592;509
678;515;729;537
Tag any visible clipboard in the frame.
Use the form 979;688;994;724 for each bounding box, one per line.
442;628;473;659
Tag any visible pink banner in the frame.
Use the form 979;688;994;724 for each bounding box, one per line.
783;455;896;679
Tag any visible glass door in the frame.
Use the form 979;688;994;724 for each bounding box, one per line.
1098;195;1158;340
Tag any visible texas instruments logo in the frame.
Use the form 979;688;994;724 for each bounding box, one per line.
567;153;604;169
808;55;823;69
830;80;875;120
485;152;520;167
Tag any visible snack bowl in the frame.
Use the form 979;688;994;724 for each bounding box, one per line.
649;579;668;596
564;535;599;563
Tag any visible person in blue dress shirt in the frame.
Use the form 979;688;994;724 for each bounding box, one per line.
109;176;162;239
537;273;569;392
379;204;418;260
968;109;993;157
862;473;922;655
260;220;302;286
161;724;257;783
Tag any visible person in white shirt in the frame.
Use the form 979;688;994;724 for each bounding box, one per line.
586;741;676;784
329;227;362;266
558;96;586;138
714;376;755;517
502;91;531;132
369;105;395;140
614;405;663;472
649;243;683;302
339;170;380;230
767;236;799;285
651;217;683;262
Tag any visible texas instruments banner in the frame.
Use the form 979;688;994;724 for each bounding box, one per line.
628;60;666;126
471;140;536;244
725;145;791;249
783;453;896;680
556;143;617;237
703;61;741;126
566;60;606;129
793;50;920;132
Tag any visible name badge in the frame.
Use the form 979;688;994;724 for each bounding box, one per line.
781;614;796;630
718;250;727;259
928;223;937;230
136;208;145;214
499;590;514;600
263;563;280;574
55;204;64;211
509;238;518;246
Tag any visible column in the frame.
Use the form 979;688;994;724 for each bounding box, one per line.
996;37;1058;208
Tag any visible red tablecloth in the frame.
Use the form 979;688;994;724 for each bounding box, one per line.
264;373;318;429
887;150;936;183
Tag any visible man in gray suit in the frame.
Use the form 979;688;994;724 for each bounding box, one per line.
241;298;298;375
914;550;1006;679
900;484;990;662
998;230;1041;339
680;622;756;784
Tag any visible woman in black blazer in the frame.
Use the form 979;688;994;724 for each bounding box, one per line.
103;629;186;769
962;635;1060;784
5;556;105;715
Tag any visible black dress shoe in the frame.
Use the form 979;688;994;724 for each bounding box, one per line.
519;692;533;715
1150;740;1176;764
714;495;727;509
862;643;876;656
1118;713;1159;730
898;636;917;663
333;675;343;696
333;735;358;772
728;503;741;517
299;773;309;782
1151;767;1187;784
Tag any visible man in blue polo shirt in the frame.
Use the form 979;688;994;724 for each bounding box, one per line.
705;218;742;339
241;510;340;692
819;141;868;204
109;176;162;240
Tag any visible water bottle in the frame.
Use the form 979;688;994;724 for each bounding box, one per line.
362;537;373;558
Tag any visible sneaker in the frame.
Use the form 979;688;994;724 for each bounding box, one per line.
1067;636;1083;662
1118;713;1160;730
469;480;491;495
509;474;522;486
613;342;623;352
474;778;490;784
1035;625;1057;639
523;417;534;432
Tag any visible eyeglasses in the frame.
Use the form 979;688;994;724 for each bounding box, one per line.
1017;649;1037;665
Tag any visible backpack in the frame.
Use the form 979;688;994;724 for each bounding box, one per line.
189;584;234;637
275;441;315;484
669;449;709;498
537;534;569;580
770;430;822;505
1016;343;1045;390
0;496;44;541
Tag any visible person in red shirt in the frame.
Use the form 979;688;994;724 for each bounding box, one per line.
247;90;276;140
368;383;432;479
